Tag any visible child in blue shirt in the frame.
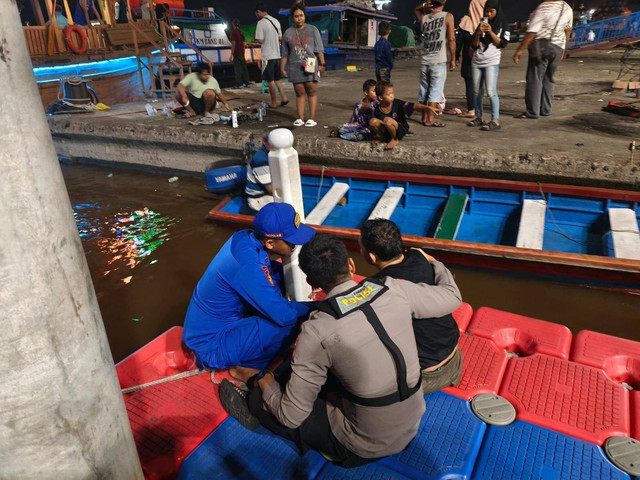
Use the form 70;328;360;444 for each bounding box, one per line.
374;22;393;82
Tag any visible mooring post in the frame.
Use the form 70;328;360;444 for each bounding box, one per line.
0;3;143;479
267;128;312;301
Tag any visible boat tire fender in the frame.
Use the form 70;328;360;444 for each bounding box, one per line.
65;26;88;55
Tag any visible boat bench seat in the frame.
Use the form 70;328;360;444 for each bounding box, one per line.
608;208;640;260
367;187;404;220
516;199;547;250
305;182;349;225
106;23;161;47
434;193;468;240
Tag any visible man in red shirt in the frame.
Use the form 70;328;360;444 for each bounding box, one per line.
230;19;252;88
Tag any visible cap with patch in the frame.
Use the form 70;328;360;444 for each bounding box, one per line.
253;202;315;245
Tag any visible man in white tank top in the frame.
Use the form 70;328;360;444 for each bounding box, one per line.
414;1;456;127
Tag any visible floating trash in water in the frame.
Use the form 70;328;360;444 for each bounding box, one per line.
132;318;141;322
107;173;113;178
168;176;179;183
122;276;133;284
150;260;158;265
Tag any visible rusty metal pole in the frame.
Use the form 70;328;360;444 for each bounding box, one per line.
0;3;143;479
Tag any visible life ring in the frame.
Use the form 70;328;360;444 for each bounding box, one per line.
64;26;87;54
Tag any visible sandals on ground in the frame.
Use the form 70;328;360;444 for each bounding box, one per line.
305;119;317;127
293;118;305;127
467;117;484;127
481;120;501;131
515;112;537;119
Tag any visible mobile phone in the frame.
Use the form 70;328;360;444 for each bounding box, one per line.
482;17;488;23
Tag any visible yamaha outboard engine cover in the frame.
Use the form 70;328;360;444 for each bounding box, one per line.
205;159;247;194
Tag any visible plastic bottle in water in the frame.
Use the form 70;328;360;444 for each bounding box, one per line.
168;176;178;183
231;111;238;128
145;104;157;116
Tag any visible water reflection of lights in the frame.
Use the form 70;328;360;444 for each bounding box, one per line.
73;204;179;276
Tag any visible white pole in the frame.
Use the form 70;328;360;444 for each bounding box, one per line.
268;129;312;301
0;3;143;478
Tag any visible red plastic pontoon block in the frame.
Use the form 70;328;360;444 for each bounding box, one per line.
499;354;630;445
444;332;509;401
632;391;640;441
116;327;230;480
571;330;640;386
467;307;572;359
452;302;473;333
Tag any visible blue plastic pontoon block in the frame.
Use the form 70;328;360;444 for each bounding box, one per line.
177;418;326;480
315;461;411;480
379;391;487;480
472;421;631;480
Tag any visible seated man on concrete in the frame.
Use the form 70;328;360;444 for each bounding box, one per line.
360;219;462;394
182;202;315;370
245;131;274;212
175;62;230;118
221;234;462;467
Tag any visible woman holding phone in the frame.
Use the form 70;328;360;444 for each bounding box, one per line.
468;0;509;131
281;2;326;127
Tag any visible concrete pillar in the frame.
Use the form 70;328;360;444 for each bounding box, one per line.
0;4;143;479
268;128;312;301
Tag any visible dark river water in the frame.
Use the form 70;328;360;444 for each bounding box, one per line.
61;162;640;363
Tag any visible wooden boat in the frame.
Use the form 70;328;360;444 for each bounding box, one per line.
117;304;640;479
208;166;640;292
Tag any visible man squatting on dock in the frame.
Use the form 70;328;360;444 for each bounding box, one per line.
217;232;462;467
174;62;231;118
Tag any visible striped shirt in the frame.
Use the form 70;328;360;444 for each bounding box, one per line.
527;1;573;49
245;145;271;198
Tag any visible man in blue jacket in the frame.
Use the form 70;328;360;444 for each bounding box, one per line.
183;202;315;369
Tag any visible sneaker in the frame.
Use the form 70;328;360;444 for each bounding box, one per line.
293;118;305;127
219;379;260;430
304;119;317;127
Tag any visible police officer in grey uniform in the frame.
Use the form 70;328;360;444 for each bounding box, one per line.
221;234;462;467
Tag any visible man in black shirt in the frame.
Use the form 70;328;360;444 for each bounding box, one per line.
359;218;462;394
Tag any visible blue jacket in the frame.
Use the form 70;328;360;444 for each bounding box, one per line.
375;37;393;70
183;230;310;352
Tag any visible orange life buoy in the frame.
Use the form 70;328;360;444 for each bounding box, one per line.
64;26;88;54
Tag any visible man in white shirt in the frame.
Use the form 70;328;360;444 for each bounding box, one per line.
254;2;289;109
513;0;573;119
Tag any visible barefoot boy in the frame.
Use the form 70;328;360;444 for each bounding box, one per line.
369;80;440;150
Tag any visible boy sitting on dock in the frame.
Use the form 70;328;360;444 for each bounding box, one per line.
370;80;441;150
331;79;378;142
175;63;231;118
360;219;462;394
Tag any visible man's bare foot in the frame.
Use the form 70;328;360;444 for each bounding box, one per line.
385;138;399;150
229;366;260;383
371;139;381;147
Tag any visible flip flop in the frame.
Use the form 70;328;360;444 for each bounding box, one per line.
480;120;501;131
426;122;446;127
293;118;305;127
305;119;317;127
467;118;484;127
279;100;290;107
458;111;475;118
515;113;538;119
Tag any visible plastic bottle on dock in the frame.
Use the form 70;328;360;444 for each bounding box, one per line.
145;104;157;116
231;111;238;128
261;101;267;118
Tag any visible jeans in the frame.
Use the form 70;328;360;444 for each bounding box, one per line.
472;64;500;120
418;63;447;103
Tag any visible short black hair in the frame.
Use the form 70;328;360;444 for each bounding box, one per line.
375;80;393;98
254;2;266;13
197;62;211;73
299;235;350;292
378;21;391;36
291;2;305;14
360;219;403;262
232;18;240;27
362;79;377;92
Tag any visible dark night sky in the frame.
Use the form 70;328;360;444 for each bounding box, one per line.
210;0;542;27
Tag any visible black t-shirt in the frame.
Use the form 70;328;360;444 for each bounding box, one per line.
372;249;459;369
374;99;414;131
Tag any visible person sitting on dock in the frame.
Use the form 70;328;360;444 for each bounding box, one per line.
182;202;315;370
370;80;441;150
245;131;274;211
360;219;462;394
331;79;378;142
175;63;230;118
221;234;462;467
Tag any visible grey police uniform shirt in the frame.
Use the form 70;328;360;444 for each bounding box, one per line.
261;261;462;458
